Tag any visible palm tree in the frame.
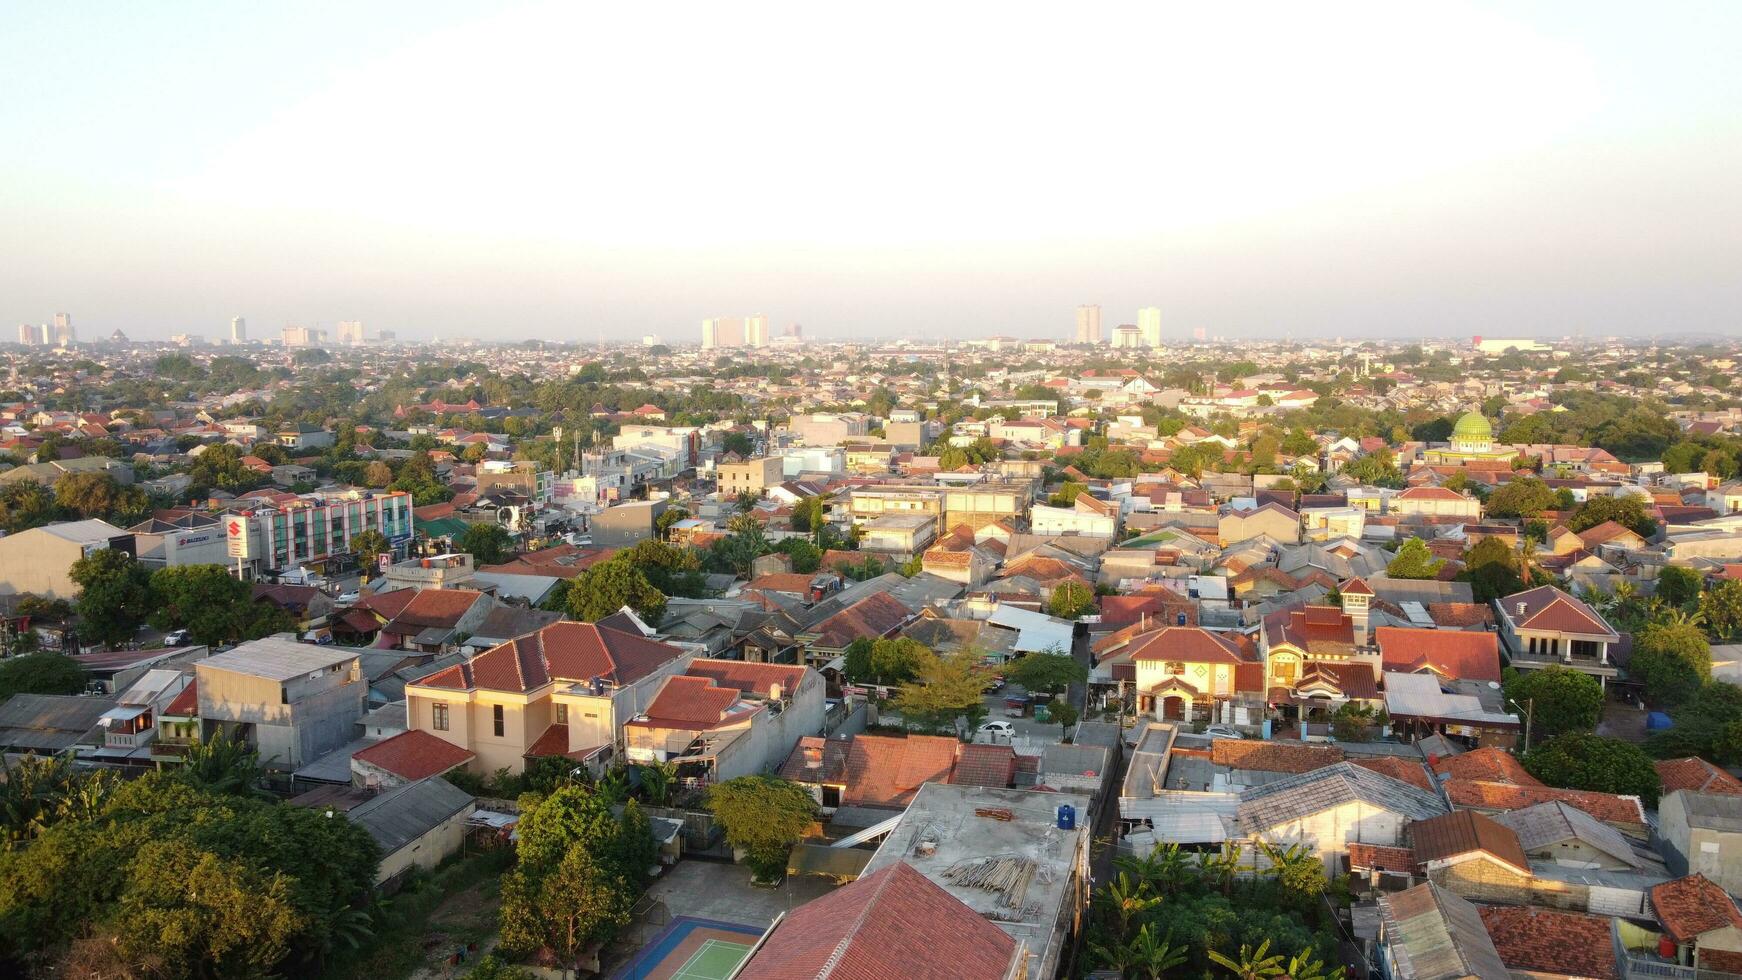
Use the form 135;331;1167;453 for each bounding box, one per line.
1199;841;1245;897
1259;841;1327;906
637;761;679;807
1093;872;1158;938
1127;924;1190;979
177;731;269;797
1208;939;1286;980
1286;948;1346;980
1117;841;1193;896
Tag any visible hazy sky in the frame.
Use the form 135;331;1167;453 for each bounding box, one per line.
4;2;1740;343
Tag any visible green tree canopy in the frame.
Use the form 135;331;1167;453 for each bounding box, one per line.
1385;538;1444;580
1631;618;1711;706
1503;665;1603;740
1568;494;1657;538
1049;581;1096;619
53;471;149;525
1699;580;1742;642
706;775;818;881
567;559;666;626
1523;732;1662;806
1460;537;1525;605
1006;650;1088;695
149;564;294;647
1655;566;1704;610
1486;477;1558;519
891;651;993;733
0;653;88;703
0;479;59;534
454;522;515;565
70;548;153;648
843;636;934;687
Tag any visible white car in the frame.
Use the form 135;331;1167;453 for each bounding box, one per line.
977;721;1016;739
162;629;191;646
1203;725;1246;740
336;591;361;604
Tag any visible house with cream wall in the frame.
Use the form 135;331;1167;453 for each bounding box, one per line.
403;620;694;775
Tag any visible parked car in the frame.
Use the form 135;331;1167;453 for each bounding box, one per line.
336;591;361;604
162;629;191;646
1203;725;1246;740
977;720;1015;738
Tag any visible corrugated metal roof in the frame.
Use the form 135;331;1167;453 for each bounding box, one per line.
346;777;474;854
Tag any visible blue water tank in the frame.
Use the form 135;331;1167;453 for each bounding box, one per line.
1056;804;1076;830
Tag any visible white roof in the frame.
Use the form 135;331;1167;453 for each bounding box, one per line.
197;637;356;681
986;604;1074;654
1382;672;1516;725
36;519;126;544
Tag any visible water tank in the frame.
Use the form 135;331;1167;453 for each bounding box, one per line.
1176;612;1188;626
1056;804;1076;830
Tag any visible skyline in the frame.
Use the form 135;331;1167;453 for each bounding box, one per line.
5;2;1741;342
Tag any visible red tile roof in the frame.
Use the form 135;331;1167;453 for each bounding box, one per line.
1212;739;1342;774
1655;757;1742;796
1501;585;1617;637
736;861;1019;980
808;592;912;649
685;659;808;698
778;734;961;808
1444;778;1645;830
637;675;740;728
1651;874;1742;942
1127;627;1251;665
388;588;487;630
162;677;199;717
1376;627;1502;683
410;621;685;694
352;729;475;781
1354;755;1434;791
1479;905;1620;980
1430;747;1541;786
1348;842;1419;874
951;744;1017;789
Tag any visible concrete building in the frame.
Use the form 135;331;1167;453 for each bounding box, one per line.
1494;585;1621;690
1658;790;1742;896
476;459;554;504
1138;306;1162;347
225;490;414;578
336;320;365;345
717;455;784;499
129;513;228;569
347;777;476;884
1110;323;1142;349
623;660;824;784
380;553;477;592
1074;304;1102;344
230;316;246;343
196;638;367;770
858;514;937;558
0;520;129;599
592;498;667;548
787;412;872;447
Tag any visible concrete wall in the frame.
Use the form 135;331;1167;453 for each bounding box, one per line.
0;531;92;599
1659;792;1742;895
1430;857;1589;911
1254;800;1409;868
198;660;365;768
374;801;476;884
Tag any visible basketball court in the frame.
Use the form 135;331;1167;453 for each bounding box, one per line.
612;916;761;980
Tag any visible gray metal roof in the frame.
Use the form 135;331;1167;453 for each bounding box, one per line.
346;777;474;854
1042;743;1110;778
293;736;379;785
198;637;357;681
0;694;117;752
1379;882;1510;980
1494;800;1646;869
1238;761;1448;833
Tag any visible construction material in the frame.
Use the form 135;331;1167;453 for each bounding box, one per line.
941;855;1048;910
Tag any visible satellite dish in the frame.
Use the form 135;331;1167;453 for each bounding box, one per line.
1487;681;1501;689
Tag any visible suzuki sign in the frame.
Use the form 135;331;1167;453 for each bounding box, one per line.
226;517;251;559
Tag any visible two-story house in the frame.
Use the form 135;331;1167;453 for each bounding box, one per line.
1125;626;1263;724
403;620;693;776
623;660;824;784
1493;585;1621;689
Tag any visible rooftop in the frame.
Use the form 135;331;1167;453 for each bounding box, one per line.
197;637;358;681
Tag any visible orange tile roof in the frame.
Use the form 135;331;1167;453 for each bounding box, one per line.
1655;757;1742;796
1354;755;1434;791
1376;626;1501;683
1651;874;1742;942
1479;905;1620;980
1348;842;1419;874
1127;627;1252;665
1444;778;1645;830
411;621;684;694
1212;739;1342;774
1411;810;1530;873
352;730;475;781
638;675;740;728
736;861;1018;980
1430;747;1541;786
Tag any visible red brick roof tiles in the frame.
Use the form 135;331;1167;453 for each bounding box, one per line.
1212;739;1343;774
1411;810;1530;873
736;861;1018;980
1354;755;1434;791
1127;627;1251;665
352;729;475;781
1430;747;1542;786
639;675;740;728
1650;874;1742;942
408;621;685;694
1444;778;1646;830
1376;626;1502;683
1502;585;1617;637
1655;757;1742;796
1479;905;1620;980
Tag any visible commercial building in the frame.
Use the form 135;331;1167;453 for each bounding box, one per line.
336;320;365;345
230;316;247;343
476;459;554;504
700;314;769;349
717;455;784;498
1110;323;1142;348
787;412;872;447
1138;306;1162;347
225;490;414;578
129;513;228;569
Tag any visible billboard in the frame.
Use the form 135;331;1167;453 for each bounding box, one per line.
226;516;251;559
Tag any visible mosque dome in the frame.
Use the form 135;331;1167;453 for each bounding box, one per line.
1451;410;1493;443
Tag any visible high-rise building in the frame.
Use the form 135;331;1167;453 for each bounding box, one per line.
17;323;35;346
282;325;319;347
1192;326;1207;342
745;314;769;348
1111;324;1142;349
36;324;51;346
787;322;803;339
52;313;74;345
701;316;749;349
231;316;247;343
1074;305;1102;345
337;320;365;345
1137;307;1162;348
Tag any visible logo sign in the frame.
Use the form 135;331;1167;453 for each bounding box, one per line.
226;517;251;559
378;554;392;572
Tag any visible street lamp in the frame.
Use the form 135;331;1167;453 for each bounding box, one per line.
1504;696;1534;750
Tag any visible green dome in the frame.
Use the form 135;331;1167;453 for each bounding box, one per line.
1451;411;1493;442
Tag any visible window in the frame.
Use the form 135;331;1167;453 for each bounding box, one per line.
432;703;449;731
555;704;568;725
493;705;505;738
1167;662;1186;676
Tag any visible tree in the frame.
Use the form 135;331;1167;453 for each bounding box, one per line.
1209;939;1286;980
0;653;88;704
1049;581;1096;619
1632;618;1711;706
1258;841;1326;908
707;775;818;881
349;529;391;571
1655;566;1704;610
1699;580;1742;642
53;471;149;524
1504;666;1603;739
1006;650;1088;696
149;564;293;647
1460;536;1525;605
70;548;153;648
1486;477;1557;519
842;637;933;687
891;651;992;733
1385;538;1444;580
1522;732;1662;805
177;730;268;795
454;522;515;565
655;506;690;538
1050;701;1079;734
1094;923;1188;980
567;560;666;625
500;847;631;971
721;432;755;457
0;479;59;534
362;461;394;488
1568;494;1657;538
114;838;305;979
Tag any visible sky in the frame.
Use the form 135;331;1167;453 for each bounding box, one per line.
3;1;1740;344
